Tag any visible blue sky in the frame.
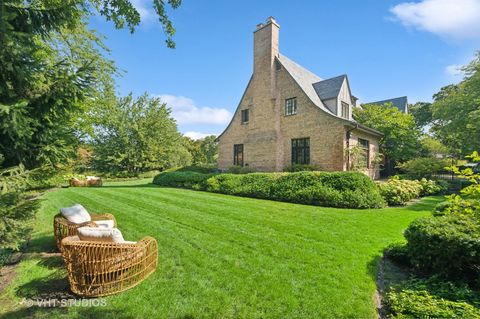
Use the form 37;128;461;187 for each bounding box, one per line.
88;0;480;139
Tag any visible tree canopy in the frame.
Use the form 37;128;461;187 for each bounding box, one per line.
430;53;480;156
91;94;190;173
0;0;181;169
354;103;421;173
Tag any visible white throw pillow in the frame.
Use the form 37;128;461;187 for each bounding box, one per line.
93;220;115;228
60;204;91;224
77;227;132;244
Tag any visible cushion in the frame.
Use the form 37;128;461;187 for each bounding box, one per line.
77;227;133;244
60;204;91;224
93;220;115;228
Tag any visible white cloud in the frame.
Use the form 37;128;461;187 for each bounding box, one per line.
390;0;480;39
184;131;216;140
130;0;154;23
445;64;464;76
158;94;231;125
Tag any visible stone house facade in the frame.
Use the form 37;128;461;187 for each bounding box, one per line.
217;17;383;179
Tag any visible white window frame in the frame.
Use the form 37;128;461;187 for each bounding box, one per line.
341;101;349;119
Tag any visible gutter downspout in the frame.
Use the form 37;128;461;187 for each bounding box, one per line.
346;124;359;171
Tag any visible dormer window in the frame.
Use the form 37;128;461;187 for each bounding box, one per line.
341;102;349;119
285;98;297;116
241;109;249;124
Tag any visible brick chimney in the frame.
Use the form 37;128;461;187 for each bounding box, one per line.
253;17;280;76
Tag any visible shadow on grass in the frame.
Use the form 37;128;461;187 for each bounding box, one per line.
402;196;445;212
15;271;71;300
26;235;57;254
98;183;161;189
0;306;138;319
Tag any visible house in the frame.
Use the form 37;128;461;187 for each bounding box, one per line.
364;96;409;113
217;17;383;179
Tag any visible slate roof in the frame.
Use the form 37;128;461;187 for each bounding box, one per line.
313;75;347;101
276;54;383;137
365;96;408;113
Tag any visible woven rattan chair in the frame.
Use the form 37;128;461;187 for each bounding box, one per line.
53;213;117;250
61;236;158;297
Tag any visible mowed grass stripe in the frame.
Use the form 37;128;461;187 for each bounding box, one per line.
0;180;442;318
63;187;371;268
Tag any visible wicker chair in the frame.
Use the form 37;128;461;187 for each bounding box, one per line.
61;236;158;297
53;213;117;250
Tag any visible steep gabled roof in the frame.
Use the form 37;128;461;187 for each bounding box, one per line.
277;54;326;112
313;75;347;101
365;96;408;113
276;54;383;137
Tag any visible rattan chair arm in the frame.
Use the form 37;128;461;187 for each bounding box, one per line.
90;213;117;227
137;236;157;247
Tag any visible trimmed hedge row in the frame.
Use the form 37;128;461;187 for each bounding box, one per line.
153;171;386;209
152;171;214;190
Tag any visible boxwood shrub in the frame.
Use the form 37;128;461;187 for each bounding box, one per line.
153;171;385;208
152;171;215;190
405;213;480;282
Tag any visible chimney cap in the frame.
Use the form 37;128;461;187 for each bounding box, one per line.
254;16;280;32
266;16;276;23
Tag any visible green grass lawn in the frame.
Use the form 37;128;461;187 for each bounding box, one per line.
0;179;442;318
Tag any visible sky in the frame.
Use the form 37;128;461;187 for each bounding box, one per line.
88;0;480;139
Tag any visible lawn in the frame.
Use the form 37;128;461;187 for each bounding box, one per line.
0;179;442;318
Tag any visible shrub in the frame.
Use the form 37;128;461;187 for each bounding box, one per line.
206;173;276;198
384;243;410;266
227;165;255;174
153;171;214;190
283;164;317;172
154;171;385;209
386;287;480;318
419;178;448;196
206;171;385;209
377;177;423;206
405;213;480;282
165;165;218;174
433;201;453;216
397;157;449;179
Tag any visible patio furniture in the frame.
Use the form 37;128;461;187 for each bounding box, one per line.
69;176;103;187
69;178;87;187
86;176;103;187
54;213;117;250
61;235;158;297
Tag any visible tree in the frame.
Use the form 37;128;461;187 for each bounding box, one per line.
354;103;421;175
91;93;189;173
0;1;118;168
0;0;182;169
0;165;40;250
431;52;480;156
183;135;219;166
409;102;433;130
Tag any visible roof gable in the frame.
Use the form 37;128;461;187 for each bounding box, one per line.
366;96;408;113
312;75;347;101
277;54;341;117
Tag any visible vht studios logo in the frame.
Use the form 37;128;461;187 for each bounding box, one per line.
20;298;107;307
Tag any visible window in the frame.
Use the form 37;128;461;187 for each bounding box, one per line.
341;102;349;119
233;144;244;167
291;138;310;165
241;109;249;124
285;98;297;116
358;138;370;168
